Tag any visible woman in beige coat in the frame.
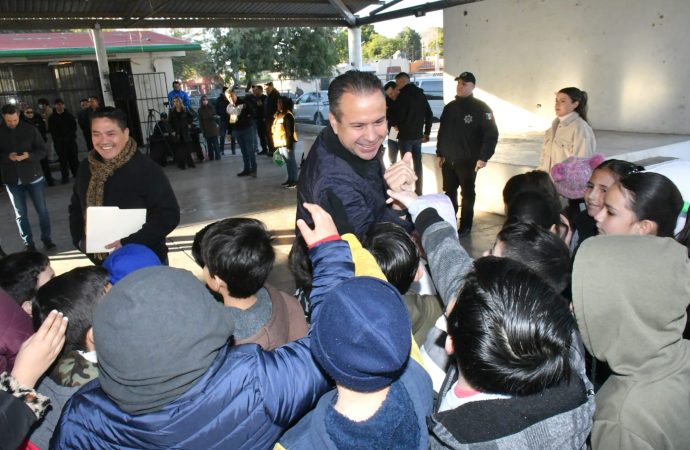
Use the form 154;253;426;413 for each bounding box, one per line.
539;87;596;173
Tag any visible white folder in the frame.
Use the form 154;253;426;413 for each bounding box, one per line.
86;206;146;253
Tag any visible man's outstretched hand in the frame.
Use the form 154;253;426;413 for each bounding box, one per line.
384;152;417;192
296;203;339;247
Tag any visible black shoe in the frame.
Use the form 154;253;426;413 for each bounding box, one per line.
280;181;290;186
25;243;37;252
284;182;297;189
189;163;196;168
250;171;257;178
237;171;250;177
458;228;472;239
43;240;57;251
257;151;268;155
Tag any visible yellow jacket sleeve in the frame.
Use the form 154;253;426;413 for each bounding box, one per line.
341;233;425;368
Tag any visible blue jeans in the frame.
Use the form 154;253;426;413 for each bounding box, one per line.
233;127;256;173
206;136;221;160
251;123;259;153
5;180;52;246
399;138;423;195
282;148;298;183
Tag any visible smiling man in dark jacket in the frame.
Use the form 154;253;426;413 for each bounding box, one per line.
297;71;415;239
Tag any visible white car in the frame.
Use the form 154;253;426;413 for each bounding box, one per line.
294;91;329;125
413;77;444;121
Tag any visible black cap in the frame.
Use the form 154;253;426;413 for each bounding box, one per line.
455;72;476;84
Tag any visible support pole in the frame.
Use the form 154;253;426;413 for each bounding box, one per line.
90;23;115;107
348;27;362;70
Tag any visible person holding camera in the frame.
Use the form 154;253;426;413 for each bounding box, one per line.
0;104;56;252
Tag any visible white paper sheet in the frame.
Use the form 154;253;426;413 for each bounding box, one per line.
86;207;146;253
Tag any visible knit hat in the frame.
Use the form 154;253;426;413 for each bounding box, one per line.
95;266;234;415
102;244;162;284
310;277;411;392
550;153;605;199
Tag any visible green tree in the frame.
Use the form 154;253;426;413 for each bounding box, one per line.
396;27;422;61
362;34;399;61
274;27;338;78
207;27;276;85
423;27;444;57
169;29;217;81
335;24;378;64
206;27;338;83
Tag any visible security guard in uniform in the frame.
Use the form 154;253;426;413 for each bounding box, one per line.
436;72;499;237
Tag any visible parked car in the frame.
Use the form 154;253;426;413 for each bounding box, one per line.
294;90;329;125
412;77;444;121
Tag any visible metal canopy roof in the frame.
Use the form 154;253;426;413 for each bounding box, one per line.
0;0;480;30
0;0;379;29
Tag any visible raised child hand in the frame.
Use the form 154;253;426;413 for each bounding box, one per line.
12;310;68;388
296;203;339;247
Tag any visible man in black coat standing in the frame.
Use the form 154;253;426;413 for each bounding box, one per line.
21;107;55;186
390;72;432;195
436;72;498;238
77;98;93;151
264;82;280;155
47;99;80;184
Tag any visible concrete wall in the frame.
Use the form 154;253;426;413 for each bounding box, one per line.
444;0;690;134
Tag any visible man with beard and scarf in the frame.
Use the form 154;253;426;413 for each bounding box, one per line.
68;107;180;264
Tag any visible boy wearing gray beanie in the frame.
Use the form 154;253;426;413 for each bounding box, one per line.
51;204;360;449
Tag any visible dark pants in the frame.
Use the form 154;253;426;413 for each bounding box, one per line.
206;135;221;160
255;119;269;153
234;127;256;173
173;141;195;169
387;139;399;164
54;139;79;180
265;118;275;154
399;138;423;195
442;160;477;232
82;130;93;151
40;157;55;184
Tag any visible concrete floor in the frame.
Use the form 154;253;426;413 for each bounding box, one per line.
0;129;504;294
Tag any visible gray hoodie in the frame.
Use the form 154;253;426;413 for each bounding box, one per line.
572;235;690;450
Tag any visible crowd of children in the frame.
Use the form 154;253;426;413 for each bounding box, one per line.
0;151;688;449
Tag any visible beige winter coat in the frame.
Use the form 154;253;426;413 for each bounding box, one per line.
539;112;595;172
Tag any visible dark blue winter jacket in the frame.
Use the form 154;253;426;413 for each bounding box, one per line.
297;125;413;239
50;241;356;450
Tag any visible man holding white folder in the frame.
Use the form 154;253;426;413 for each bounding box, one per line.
69;108;180;264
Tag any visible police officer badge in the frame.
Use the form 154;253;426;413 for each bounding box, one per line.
464;114;473;124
